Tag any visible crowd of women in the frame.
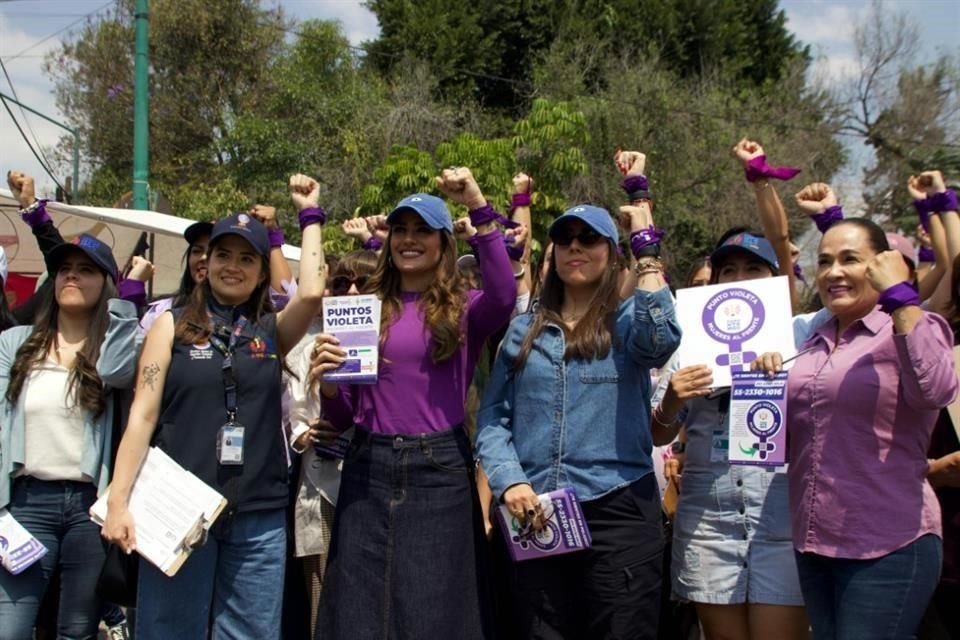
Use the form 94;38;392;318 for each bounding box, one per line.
0;136;956;640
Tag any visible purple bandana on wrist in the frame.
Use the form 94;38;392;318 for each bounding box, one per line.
812;205;844;233
878;281;920;314
505;234;525;261
21;199;52;227
298;206;327;230
744;155;801;183
792;261;806;284
118;279;146;308
362;236;383;251
630;226;665;258
511;192;531;208
913;199;931;232
917;246;935;263
928;189;958;214
469;203;518;229
267;227;285;248
621;175;649;194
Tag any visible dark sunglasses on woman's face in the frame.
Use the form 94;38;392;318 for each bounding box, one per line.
551;228;605;247
331;275;369;295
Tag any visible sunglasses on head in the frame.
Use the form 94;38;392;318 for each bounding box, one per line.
551;227;606;247
331;275;369;295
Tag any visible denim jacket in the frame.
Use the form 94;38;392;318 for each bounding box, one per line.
0;299;138;508
476;287;681;502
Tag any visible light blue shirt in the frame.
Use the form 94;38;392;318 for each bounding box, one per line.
0;299;138;507
477;287;682;502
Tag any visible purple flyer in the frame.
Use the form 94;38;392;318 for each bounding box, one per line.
496;487;592;562
729;371;788;466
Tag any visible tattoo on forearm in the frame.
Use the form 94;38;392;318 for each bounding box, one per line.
141;362;160;390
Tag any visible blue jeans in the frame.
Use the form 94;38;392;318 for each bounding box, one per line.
795;534;942;640
136;507;287;640
0;478;105;640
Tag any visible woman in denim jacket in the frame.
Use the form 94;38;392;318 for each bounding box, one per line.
477;150;681;640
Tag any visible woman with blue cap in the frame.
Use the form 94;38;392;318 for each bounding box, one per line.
0;233;138;638
310;167;516;639
102;174;328;639
476;151;681;639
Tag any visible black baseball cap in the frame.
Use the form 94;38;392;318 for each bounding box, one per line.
46;234;119;283
209;213;270;258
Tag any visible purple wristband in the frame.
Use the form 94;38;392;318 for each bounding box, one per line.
362;236;383;251
917;246;935;263
118;279;146;308
744;155;801;183
928;189;958;214
792;261;806;284
621;175;649;194
298;206;327;230
466;235;480;250
267;227;285;248
913;198;931;232
630;226;665;258
469;203;519;229
878;281;920;314
812;205;844;233
21;199;52;227
511;193;531;208
504;234;525;261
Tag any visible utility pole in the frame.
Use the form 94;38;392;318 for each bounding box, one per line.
132;0;149;210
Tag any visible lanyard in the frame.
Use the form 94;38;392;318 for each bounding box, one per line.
207;315;248;422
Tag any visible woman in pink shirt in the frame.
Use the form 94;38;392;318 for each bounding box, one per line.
755;215;958;639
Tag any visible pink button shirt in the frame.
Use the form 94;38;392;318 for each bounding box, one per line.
787;308;958;559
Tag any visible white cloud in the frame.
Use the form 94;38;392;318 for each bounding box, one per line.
786;4;859;45
284;0;380;45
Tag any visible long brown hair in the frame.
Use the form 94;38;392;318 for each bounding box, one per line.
513;239;621;371
174;238;272;345
364;230;467;363
7;274;118;416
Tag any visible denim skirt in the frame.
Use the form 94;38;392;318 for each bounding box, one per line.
316;427;493;640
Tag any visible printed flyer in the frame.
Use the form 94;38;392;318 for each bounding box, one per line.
496;487;592;562
728;371;789;467
0;508;48;575
676;276;795;388
321;294;381;384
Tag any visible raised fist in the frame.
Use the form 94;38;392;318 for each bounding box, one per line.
342;218;372;242
865;250;912;293
505;224;529;248
731;138;764;167
453;217;477;241
127;256;156;283
794;182;838;216
6;170;36;208
915;171;946;196
436;167;485;210
249;204;277;229
288;174;320;212
512;172;533;195
364;215;389;241
916;224;931;249
614;150;646;177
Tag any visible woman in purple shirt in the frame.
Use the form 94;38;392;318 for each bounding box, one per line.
755;217;958;640
309;167;516;640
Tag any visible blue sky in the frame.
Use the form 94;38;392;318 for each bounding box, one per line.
0;0;956;199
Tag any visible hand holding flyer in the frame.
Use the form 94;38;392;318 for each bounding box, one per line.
321;295;382;384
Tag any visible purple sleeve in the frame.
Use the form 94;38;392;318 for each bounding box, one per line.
467;230;517;342
894;313;959;410
321;385;356;432
117;279;146;311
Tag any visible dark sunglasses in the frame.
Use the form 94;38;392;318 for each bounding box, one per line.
331;275;369;295
551;228;605;247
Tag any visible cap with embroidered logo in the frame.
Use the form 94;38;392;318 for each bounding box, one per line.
548;204;619;243
386;193;453;233
710;232;779;273
46;234;119;283
209;213;270;258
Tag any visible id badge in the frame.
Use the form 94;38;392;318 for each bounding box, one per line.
711;429;729;463
217;423;245;465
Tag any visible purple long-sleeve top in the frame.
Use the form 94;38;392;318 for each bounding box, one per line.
323;230;516;435
788;307;958;559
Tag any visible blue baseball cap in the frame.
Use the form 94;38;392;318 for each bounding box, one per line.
548;204;619;243
386;193;453;233
710;232;779;272
46;234;119;283
209;213;270;258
